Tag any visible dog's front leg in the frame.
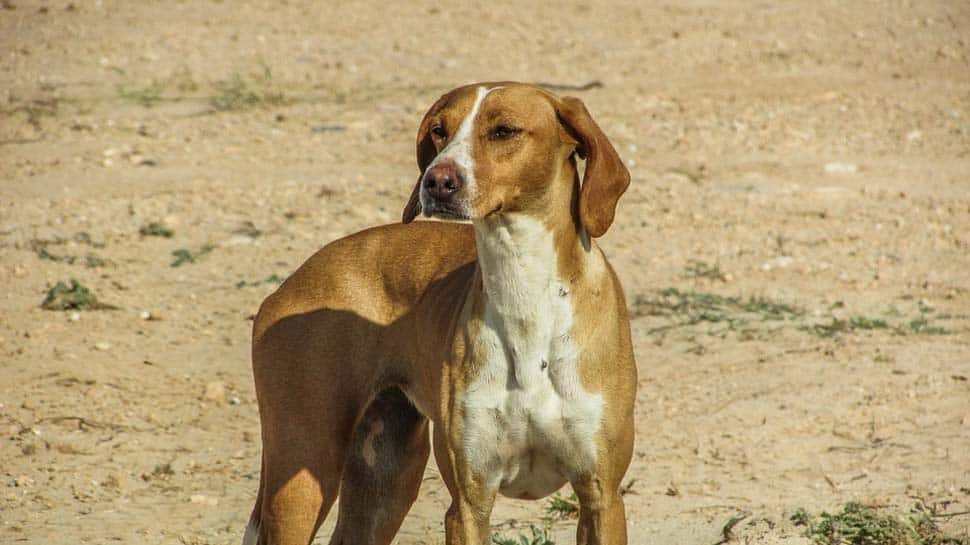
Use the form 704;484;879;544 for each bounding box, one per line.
573;476;628;545
444;491;497;545
433;424;497;545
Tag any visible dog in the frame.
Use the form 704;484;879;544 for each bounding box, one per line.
244;82;636;545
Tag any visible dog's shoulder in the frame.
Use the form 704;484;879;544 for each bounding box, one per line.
255;222;476;335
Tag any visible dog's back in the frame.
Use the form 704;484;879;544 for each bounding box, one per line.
254;221;475;340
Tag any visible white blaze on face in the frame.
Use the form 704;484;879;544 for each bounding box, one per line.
420;85;498;214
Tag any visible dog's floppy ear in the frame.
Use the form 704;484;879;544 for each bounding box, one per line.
556;96;630;238
403;93;451;223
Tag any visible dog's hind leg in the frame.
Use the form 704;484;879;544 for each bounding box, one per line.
252;405;354;545
327;387;430;545
249;358;360;545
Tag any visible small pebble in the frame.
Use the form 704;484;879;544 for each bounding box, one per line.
94;342;111;351
204;381;226;404
761;256;794;271
68;312;80;322
824;162;858;174
189;494;218;506
224;234;257;246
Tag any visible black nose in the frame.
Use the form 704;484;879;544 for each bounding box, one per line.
423;162;464;201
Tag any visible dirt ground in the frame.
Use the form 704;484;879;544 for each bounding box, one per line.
2;1;969;544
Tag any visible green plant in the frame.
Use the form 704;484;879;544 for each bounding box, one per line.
139;222;174;238
117;66;199;107
210;63;291;112
41;279;117;310
117;79;167;107
631;288;802;335
545;493;579;519
907;316;948;335
236;274;285;288
799;316;889;338
797;502;960;545
791;508;812;526
491;525;555;545
684;259;727;281
170;244;214;267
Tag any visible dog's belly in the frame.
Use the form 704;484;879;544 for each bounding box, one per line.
461;341;604;500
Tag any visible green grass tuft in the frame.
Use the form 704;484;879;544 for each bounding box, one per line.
684;259;727;281
491;525;555;545
799;316;889;338
907;316;948;335
794;502;961;545
631;288;802;336
545;493;579;519
170;244;214;267
139;222;174;238
117;79;167;107
210;63;291;112
236;274;285;289
41;279;117;311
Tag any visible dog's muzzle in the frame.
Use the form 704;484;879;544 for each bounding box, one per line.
421;161;468;219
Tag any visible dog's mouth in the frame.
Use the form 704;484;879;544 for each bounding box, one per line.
482;203;503;219
422;201;470;221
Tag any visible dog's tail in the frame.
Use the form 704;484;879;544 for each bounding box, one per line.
242;454;265;545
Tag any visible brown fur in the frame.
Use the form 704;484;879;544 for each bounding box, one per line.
247;83;635;545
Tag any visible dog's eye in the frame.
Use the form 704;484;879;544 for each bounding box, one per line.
490;125;520;140
431;126;448;139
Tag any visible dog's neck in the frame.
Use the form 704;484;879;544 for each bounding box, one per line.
472;159;591;315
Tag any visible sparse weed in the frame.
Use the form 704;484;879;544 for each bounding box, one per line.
83;254;110;268
236;274;285;289
794;502;960;545
152;462;175;477
117;79;167;107
631;288;802;335
2;97;62;129
907;316;948;335
117;65;199;107
233;220;263;238
36;248;110;268
491;525;555;545
798;316;888;338
139;222;174;238
29;233;110;268
210;63;291;112
116;63;293;112
142;462;175;482
170;244;214;267
545;493;579;519
684;259;727;282
632;288;959;341
41;279;117;311
790;508;811;527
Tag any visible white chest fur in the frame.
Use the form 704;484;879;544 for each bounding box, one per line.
460;214;604;499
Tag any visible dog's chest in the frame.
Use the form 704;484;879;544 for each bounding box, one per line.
459;217;604;499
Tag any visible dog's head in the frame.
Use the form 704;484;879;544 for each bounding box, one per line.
402;82;630;238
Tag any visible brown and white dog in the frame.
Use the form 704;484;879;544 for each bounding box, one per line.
244;82;636;545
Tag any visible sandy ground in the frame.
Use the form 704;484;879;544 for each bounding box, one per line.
2;1;969;543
